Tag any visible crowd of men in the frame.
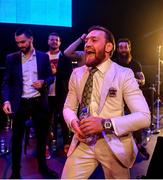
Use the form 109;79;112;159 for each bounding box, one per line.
0;26;150;179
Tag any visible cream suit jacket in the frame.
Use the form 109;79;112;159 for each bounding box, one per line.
63;60;150;168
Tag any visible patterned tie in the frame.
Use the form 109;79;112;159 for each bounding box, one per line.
79;67;98;115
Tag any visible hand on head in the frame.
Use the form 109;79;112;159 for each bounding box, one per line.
80;33;87;41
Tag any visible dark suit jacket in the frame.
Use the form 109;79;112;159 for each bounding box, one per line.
55;52;73;110
1;50;54;113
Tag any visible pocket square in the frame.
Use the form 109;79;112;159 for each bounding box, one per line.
108;87;117;97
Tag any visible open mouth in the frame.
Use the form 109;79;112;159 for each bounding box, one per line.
121;52;128;55
85;50;95;55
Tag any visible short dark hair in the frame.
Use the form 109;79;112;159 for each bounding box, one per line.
15;27;33;38
87;25;115;57
117;38;131;48
48;32;61;40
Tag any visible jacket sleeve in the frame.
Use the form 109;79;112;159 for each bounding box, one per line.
1;55;12;103
111;69;151;136
63;69;79;129
42;53;54;88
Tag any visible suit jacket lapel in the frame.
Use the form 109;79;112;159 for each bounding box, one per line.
98;62;116;113
16;52;23;82
36;51;41;78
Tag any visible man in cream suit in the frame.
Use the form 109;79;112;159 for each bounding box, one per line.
61;26;150;179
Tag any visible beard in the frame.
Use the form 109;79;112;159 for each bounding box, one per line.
50;44;59;51
118;52;131;64
20;44;31;54
85;47;106;68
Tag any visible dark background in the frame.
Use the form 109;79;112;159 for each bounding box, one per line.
0;0;163;92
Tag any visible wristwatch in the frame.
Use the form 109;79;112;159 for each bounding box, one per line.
101;119;113;133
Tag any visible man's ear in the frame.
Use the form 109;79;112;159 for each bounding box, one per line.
105;42;113;53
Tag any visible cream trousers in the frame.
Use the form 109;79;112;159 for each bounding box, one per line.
61;138;130;179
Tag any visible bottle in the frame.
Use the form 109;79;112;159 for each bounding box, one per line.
5;115;10;131
79;107;97;146
51;139;57;156
0;137;9;155
0;138;5;154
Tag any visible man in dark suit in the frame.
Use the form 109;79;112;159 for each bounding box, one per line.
1;27;58;178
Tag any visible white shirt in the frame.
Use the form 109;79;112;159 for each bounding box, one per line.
21;50;40;98
47;51;60;96
90;60;111;116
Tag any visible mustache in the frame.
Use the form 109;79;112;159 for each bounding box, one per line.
84;47;95;53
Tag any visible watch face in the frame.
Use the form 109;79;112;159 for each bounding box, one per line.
104;121;111;129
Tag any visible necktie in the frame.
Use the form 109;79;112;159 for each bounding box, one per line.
78;67;98;146
79;67;98;115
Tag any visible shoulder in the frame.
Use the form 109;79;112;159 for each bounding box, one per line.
36;50;49;57
71;65;87;76
36;51;49;62
59;51;69;60
111;61;135;81
112;61;132;73
58;52;73;69
111;62;136;88
131;59;141;66
6;51;21;64
130;59;142;72
73;65;86;72
7;51;20;58
68;66;87;84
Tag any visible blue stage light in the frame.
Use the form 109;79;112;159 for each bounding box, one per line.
0;0;72;27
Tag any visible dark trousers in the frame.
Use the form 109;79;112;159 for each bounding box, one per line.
57;99;71;145
48;96;58;141
58;108;71;145
11;97;49;173
48;96;71;146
